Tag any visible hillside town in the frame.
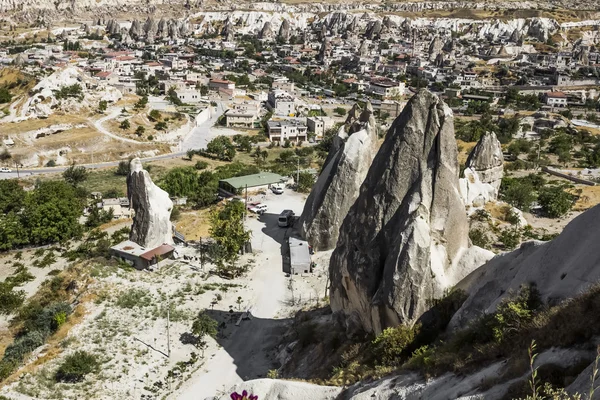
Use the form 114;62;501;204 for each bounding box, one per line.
1;4;600;400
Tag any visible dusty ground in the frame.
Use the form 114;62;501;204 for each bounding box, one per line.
0;190;327;400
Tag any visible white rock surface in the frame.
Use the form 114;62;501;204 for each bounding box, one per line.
450;203;600;331
127;158;173;249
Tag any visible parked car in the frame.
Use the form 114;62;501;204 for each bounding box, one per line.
0;167;12;173
271;185;284;195
250;204;268;214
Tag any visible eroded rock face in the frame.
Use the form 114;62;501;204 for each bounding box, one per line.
329;90;486;334
450;202;600;332
459;131;504;208
299;103;378;251
127;158;173;249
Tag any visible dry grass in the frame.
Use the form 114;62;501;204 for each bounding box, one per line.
457;139;477;165
569;185;600;211
173;209;212;241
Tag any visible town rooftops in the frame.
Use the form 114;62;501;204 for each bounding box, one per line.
220;172;286;190
546;91;567;98
210;78;234;84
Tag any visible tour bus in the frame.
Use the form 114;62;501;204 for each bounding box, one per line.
278;210;295;228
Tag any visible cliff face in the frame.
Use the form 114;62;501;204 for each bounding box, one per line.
329;90;491;335
299;103;378;251
127;158;174;249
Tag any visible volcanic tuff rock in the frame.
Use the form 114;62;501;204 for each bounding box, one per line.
127;158;174;249
278;18;291;42
449;202;600;331
299;103;378;252
329;90;492;334
459;131;504;208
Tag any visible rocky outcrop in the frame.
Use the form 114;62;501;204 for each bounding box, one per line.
278;18;290;42
258;21;272;39
450;202;600;331
459;131;504;208
329;90;492;334
127;158;173;249
299;103;378;252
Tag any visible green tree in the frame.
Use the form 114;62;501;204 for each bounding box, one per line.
538;186;575;218
120;119;131;130
167;86;183;106
155;121;168;131
191;311;218;356
55;351;100;383
209;201;250;271
159;167;200;197
206;136;236;161
98;100;107;113
62;163;88;187
148;109;161;121
296;171;314;193
134;96;148;110
23;181;84;245
135;125;145;136
0;87;12;103
500;178;537;212
333;106;346;116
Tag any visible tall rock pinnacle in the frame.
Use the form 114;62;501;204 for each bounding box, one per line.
329;90;490;335
127;158;174;249
299;102;378;251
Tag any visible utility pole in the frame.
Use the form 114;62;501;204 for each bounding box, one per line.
166;296;171;358
244;184;248;219
296;157;300;185
15;161;19;179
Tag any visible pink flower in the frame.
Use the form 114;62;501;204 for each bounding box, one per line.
230;391;258;400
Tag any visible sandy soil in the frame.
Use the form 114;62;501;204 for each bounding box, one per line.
0;190;327;400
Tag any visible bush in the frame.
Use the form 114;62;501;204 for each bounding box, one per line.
372;324;420;366
195;160;209;170
0;284;25;315
499;227;521;250
55;351;100;382
469;228;490;248
116;289;152;309
538;186;575;218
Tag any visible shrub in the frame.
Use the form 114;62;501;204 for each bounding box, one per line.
0;284;25;315
55;351;100;382
195;160;209;170
116;289;152;309
372;324;420;366
499;227;521;250
469;228;490;248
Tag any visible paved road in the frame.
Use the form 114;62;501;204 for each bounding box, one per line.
0;101;231;180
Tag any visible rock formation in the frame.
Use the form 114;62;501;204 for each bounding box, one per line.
299;102;378;252
450;202;600;331
459;131;504;208
127;158;174;249
363;20;382;39
278;18;290;42
258;21;272;39
329;90;491;334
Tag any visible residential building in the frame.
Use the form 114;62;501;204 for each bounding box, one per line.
209;79;235;91
175;89;203;104
368;77;405;98
218;172;287;195
267;120;308;143
545;91;568;108
267;90;296;116
306;116;334;140
225;101;261;128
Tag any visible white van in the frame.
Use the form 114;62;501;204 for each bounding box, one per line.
278;210;295;227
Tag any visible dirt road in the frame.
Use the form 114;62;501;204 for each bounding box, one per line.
171;191;306;400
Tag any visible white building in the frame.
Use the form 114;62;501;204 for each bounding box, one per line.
267;90;296;116
267;120;308;143
545;92;568;108
176;89;203;104
306;116;334;140
368;78;405;98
